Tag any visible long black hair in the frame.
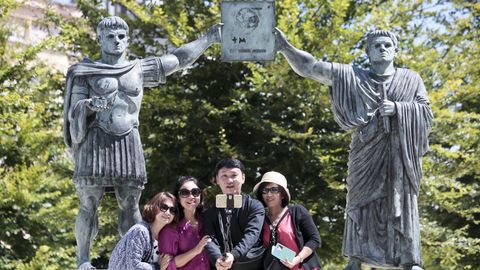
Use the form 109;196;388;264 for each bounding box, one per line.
173;176;204;220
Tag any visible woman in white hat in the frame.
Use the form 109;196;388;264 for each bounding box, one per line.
253;171;321;270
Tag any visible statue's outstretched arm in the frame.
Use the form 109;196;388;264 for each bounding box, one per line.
161;24;222;76
275;28;332;86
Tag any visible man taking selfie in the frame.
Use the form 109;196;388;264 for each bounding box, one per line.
204;158;265;270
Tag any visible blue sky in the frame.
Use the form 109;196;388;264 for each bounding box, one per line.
54;0;73;4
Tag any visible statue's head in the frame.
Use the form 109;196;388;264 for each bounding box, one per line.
365;30;398;63
96;16;129;56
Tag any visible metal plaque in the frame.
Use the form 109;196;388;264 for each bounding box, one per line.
221;0;275;61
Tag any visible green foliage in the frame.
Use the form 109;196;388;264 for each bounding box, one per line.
0;2;77;269
1;0;478;269
418;2;480;268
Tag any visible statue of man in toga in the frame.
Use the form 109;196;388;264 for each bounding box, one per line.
275;29;433;270
63;16;221;270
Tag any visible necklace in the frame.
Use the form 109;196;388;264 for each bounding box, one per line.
268;207;287;226
187;219;198;228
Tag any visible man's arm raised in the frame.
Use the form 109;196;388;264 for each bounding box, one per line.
275;28;332;86
161;24;222;76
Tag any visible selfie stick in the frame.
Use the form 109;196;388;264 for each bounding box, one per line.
217;194;238;260
223;209;232;257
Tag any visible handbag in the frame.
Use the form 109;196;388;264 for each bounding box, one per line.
265;257;288;270
230;244;265;270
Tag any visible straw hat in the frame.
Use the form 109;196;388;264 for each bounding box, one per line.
253;171;291;201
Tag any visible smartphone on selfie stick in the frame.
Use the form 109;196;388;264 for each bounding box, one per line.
216;194;242;209
216;194;242;261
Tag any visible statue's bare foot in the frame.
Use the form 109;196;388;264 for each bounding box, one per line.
78;262;96;270
343;258;361;270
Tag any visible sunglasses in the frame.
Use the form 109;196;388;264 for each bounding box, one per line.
159;203;178;214
178;188;202;198
261;187;281;195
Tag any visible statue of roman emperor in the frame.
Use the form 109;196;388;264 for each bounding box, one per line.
64;16;221;270
275;28;433;270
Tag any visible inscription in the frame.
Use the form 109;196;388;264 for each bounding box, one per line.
221;0;275;61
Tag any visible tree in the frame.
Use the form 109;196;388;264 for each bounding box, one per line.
0;1;77;269
416;1;480;268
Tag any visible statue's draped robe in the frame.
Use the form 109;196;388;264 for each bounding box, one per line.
63;58;165;188
330;63;433;267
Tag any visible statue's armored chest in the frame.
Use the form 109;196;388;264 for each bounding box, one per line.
87;64;143;97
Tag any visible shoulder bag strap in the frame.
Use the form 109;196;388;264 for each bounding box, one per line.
267;208;290;246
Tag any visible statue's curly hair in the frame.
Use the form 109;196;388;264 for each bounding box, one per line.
366;30;398;52
96;16;129;37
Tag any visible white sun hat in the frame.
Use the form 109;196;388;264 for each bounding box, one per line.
252;171;291;201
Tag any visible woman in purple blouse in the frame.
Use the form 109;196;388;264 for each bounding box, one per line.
158;176;211;270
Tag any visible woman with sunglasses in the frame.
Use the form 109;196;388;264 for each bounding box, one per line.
158;176;210;270
109;192;178;270
253;171;322;270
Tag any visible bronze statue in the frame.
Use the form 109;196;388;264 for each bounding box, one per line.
63;16;220;270
275;29;433;270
